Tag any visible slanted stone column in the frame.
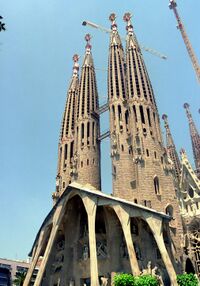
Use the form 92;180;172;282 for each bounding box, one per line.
145;215;178;286
113;205;140;276
34;204;65;285
82;196;99;286
23;230;46;286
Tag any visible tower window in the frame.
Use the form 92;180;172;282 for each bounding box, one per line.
81;123;84;139
112;105;116;120
146;149;149;157
154;151;157;159
63;182;65;188
154;176;160;195
64;144;68;160
147;108;151;127
121;145;124;151
118;105;122;120
125;110;129;125
92;122;95;145
139;105;145;124
87;159;89;165
133;105;137;122
70;141;74;160
81;161;83;167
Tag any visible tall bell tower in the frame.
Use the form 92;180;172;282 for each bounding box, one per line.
108;13;136;199
53;55;79;201
75;34;101;190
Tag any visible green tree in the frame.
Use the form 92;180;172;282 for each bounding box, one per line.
13;271;27;286
135;275;159;286
114;273;135;286
177;273;198;286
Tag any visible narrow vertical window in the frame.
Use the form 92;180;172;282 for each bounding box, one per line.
125;110;129;125
81;123;84;139
92;122;95;145
139;105;145;124
64;144;68;160
147;108;151;127
154;176;160;195
70;141;74;160
118;105;122;121
87;122;90;145
133;105;137;122
112;105;115;120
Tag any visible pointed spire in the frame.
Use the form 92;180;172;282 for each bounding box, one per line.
184;103;200;178
162;114;181;180
53;55;80;202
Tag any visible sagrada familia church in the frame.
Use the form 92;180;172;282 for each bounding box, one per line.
23;12;200;286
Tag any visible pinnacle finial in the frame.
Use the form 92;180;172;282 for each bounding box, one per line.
162;114;168;121
123;12;134;35
109;13;117;31
72;54;79;76
183;102;190;110
85;33;92;53
162;114;169;128
180;148;186;155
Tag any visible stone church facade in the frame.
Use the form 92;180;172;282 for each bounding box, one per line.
24;12;200;286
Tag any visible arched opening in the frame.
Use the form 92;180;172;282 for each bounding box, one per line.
185;258;195;274
166;205;173;217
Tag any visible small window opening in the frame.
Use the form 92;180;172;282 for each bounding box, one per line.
87;159;89;165
146;149;149;157
81;161;83;167
154;176;160;195
121;145;124;151
154;151;157;159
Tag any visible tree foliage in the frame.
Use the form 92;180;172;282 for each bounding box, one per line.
177;273;198;286
114;273;135;286
135;274;159;286
13;271;27;286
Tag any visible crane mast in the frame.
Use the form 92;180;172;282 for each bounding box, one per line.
169;0;200;84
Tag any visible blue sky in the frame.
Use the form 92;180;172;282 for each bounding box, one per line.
0;0;199;260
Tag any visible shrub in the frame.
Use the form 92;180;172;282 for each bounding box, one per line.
177;273;198;286
135;275;159;286
114;273;135;286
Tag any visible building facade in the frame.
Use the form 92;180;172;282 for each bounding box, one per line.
24;12;200;286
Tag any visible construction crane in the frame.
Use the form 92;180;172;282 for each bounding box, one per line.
82;20;167;60
169;0;200;84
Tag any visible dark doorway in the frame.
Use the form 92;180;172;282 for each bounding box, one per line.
185;258;195;274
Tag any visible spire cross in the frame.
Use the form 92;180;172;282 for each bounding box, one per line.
123;12;133;35
72;54;79;76
85;33;92;54
109;13;117;32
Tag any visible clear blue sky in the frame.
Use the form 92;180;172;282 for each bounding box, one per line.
0;0;199;260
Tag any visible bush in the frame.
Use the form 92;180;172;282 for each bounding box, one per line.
177;273;198;286
114;273;135;286
135;275;159;286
